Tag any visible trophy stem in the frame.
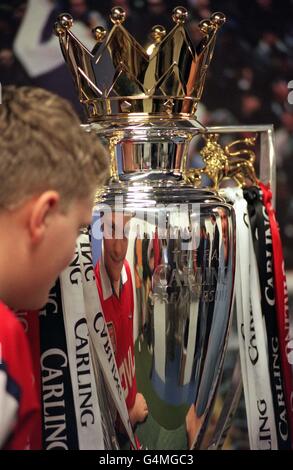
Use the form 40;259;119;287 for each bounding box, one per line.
89;123;206;186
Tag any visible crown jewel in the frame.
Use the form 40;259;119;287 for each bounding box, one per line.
55;6;225;123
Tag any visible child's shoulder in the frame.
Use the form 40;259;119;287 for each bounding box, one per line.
0;302;26;346
0;301;32;388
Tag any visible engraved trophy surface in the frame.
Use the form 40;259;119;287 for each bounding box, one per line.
55;6;236;449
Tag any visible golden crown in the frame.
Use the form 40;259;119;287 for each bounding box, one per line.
55;6;225;123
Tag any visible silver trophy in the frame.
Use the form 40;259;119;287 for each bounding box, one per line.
55;6;237;450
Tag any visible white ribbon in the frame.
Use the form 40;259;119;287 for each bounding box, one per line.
60;241;104;450
76;233;136;448
221;188;278;450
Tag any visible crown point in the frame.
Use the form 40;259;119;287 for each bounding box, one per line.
198;19;214;34
172;6;188;24
56;13;74;32
211;12;226;28
110;7;126;24
54;22;63;36
151;25;166;43
163;99;174;114
93;26;107;42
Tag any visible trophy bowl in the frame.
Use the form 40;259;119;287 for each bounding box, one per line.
90;123;235;450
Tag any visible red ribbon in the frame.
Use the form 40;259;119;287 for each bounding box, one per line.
19;311;42;449
260;182;293;447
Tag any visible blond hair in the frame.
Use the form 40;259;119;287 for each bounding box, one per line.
0;86;109;209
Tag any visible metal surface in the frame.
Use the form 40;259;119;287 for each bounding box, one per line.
54;7;225;122
92;126;236;449
204;125;276;204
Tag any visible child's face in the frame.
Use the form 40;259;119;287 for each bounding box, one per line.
20;195;94;310
103;213;130;283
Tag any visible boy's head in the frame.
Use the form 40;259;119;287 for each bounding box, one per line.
0;86;108;310
103;212;131;283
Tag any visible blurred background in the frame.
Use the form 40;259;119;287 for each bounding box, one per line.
1;0;292;449
1;0;292;266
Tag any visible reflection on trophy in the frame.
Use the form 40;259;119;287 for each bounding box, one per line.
55;5;293;451
95;211;149;432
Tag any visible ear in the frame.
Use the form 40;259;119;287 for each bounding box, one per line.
29;191;60;244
